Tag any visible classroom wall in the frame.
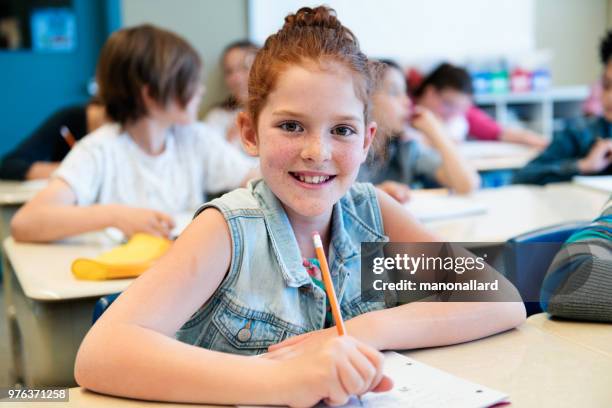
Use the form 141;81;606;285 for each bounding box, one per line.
0;0;120;158
249;0;535;62
535;0;607;85
121;0;248;116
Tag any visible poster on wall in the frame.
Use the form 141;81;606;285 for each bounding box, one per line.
30;7;76;52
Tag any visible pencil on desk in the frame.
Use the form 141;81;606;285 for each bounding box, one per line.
313;232;346;336
60;126;76;148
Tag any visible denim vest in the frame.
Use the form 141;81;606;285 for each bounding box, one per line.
175;179;389;355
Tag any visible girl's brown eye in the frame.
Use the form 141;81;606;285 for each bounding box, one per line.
332;126;355;137
279;122;303;132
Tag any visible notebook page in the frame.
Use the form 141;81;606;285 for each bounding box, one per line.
240;351;508;408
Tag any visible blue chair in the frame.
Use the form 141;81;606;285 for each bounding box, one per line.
504;221;587;316
92;292;121;324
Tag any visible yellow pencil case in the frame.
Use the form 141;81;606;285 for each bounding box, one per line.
72;233;172;280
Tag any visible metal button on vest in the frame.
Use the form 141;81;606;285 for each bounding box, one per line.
237;327;252;342
236;320;253;342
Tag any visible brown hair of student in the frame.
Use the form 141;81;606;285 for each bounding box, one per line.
412;62;473;98
246;6;381;127
96;24;202;125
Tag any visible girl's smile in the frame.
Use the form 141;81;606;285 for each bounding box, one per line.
288;171;337;189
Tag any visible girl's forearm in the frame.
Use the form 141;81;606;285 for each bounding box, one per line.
75;323;290;405
11;204;116;242
347;302;525;351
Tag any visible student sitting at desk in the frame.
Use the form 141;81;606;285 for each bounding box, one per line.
11;25;257;243
358;59;480;203
412;63;548;148
0;99;107;180
513;31;612;185
74;7;525;406
540;196;612;322
204;40;258;152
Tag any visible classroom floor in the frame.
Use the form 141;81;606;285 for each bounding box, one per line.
0;287;11;387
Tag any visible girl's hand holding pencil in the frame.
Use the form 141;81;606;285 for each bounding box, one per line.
263;335;393;407
261;232;393;406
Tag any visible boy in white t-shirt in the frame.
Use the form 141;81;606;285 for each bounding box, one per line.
11;25;258;243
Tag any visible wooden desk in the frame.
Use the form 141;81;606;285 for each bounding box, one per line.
0;180;47;205
2;233;134;387
458;141;540;172
414;183;608;242
527;313;612;358
0;180;47;386
2;211;195;387
3;323;611;407
0;180;47;260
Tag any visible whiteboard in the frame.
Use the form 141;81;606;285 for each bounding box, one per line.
248;0;534;63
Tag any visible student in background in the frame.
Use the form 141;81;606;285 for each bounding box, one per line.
583;81;603;117
413;63;548;148
513;31;612;185
74;7;525;406
0;99;106;180
11;25;257;243
204;40;258;150
540;196;612;322
359;60;480;203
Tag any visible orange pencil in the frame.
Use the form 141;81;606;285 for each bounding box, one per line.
313;232;346;336
60;126;76;148
314;232;365;405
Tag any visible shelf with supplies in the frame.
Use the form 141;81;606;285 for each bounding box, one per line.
474;85;589;139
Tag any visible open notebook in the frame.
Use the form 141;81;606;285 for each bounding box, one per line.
241;352;508;408
404;195;487;222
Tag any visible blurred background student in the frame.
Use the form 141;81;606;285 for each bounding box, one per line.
203;40;258;151
359;60;479;203
513;30;612;185
412;63;548;148
11;24;257;243
0;99;107;180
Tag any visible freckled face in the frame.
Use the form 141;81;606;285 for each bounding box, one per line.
254;64;376;219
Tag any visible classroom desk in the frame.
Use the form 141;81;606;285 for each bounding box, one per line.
3;323;611;407
0;180;47;386
0;180;47;256
527;312;612;358
458;141;540;172
2;211;195;388
0;180;47;205
414;183;608;243
2;233;134;388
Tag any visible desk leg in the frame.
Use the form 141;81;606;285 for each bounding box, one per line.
7;262;96;387
3;249;20;386
0;204;19;280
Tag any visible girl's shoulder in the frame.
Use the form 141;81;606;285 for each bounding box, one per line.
339;182;386;237
341;182;379;209
195;182;263;220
